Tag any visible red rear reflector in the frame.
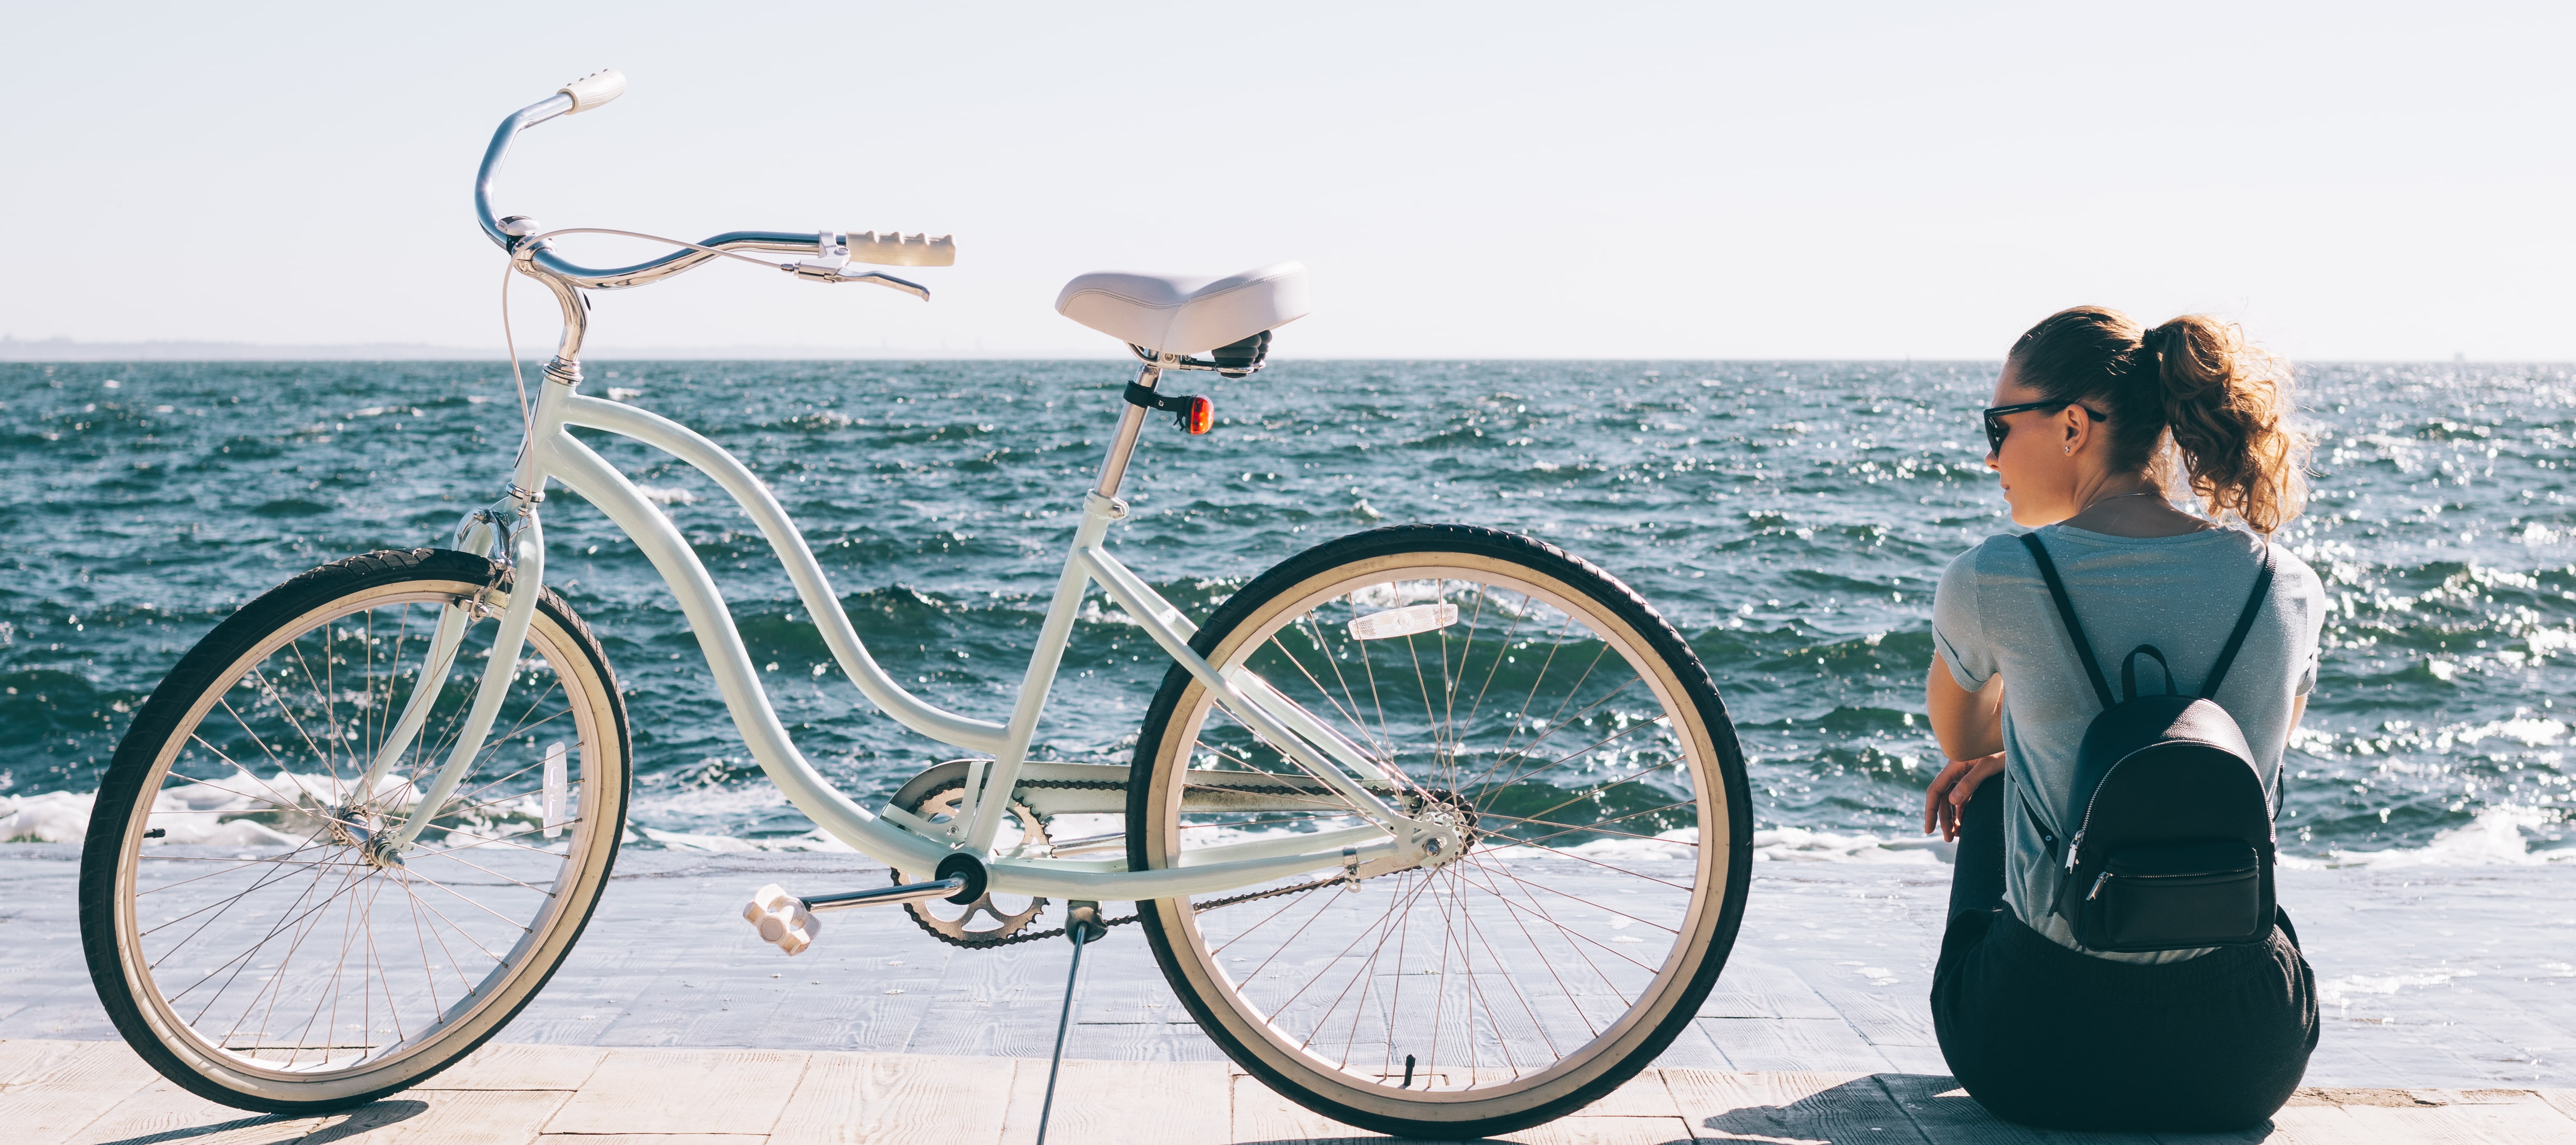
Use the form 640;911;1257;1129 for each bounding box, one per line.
1183;395;1214;434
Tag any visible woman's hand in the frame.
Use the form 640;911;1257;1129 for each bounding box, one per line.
1922;752;2007;842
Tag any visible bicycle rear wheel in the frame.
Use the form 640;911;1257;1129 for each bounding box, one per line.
1127;524;1752;1138
79;548;630;1112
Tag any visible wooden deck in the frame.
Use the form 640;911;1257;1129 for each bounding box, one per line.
5;842;2572;1142
6;1037;2574;1144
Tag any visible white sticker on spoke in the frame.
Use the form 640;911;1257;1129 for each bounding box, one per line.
1347;602;1458;641
542;741;567;839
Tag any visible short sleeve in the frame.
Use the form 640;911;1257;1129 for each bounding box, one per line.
2290;557;2325;697
1932;546;1996;691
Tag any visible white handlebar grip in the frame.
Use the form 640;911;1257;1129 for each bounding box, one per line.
847;232;957;267
559;69;628;113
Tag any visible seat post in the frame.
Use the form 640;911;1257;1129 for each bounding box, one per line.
1091;358;1163;499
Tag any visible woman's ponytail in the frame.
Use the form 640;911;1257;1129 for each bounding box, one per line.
2142;316;2308;534
2010;307;2311;533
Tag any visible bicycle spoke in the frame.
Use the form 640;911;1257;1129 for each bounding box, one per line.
1154;556;1727;1107
112;580;617;1082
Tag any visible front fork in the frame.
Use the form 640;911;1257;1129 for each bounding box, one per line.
346;490;548;862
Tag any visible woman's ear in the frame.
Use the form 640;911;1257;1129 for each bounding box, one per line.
2060;405;2086;455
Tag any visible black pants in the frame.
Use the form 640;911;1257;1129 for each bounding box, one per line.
1928;783;2321;1131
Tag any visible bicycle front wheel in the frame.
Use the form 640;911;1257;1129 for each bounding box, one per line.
1127;524;1751;1138
79;548;631;1112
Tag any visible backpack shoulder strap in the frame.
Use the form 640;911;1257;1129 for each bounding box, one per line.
2200;542;2277;700
2018;532;2116;709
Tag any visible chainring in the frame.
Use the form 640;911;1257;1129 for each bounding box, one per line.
892;782;1053;946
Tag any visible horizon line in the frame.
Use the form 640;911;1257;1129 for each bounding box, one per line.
0;338;2550;367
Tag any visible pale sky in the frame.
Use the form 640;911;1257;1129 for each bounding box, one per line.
3;1;2568;360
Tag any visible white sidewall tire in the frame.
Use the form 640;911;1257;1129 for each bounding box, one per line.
79;549;632;1113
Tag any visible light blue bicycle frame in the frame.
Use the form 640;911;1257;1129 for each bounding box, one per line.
342;88;1440;900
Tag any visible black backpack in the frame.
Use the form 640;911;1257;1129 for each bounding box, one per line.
2019;532;2281;953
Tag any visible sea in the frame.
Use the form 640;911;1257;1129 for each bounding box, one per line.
3;359;2570;865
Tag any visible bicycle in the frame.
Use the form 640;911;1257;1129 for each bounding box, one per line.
78;70;1754;1139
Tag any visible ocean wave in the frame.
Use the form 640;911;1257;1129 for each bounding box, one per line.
12;783;2571;871
9;360;2569;856
2288;806;2576;869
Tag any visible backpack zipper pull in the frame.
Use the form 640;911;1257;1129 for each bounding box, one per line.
2087;871;2112;901
2065;829;2084;872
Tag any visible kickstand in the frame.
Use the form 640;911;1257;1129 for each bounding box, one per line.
1035;900;1108;1145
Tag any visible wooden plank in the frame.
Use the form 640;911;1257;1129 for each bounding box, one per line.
2327;1104;2529;1145
997;1059;1227;1145
1505;1116;1698;1144
1569;1068;1684;1119
2413;1094;2576;1145
748;957;948;1056
1697;957;1844;1020
768;1050;1016;1145
2539;1090;2576;1124
533;1136;767;1145
2259;1103;2382;1145
306;1089;569;1144
1693;1017;1895;1074
58;1080;331;1145
1809;987;1938;1050
544;1047;811;1135
1875;1073;2051;1145
1662;1069;1928;1143
1639;1024;1730;1071
0;1040;164;1145
903;945;1053;1060
413;1043;605;1090
1230;1068;1691;1144
1229;1072;1365;1143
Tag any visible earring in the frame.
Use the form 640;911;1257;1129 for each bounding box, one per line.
2063;445;2071;454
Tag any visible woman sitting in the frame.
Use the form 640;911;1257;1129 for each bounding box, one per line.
1920;307;2325;1131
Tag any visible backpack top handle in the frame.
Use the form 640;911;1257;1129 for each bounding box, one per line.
2119;644;2177;702
2017;532;2277;711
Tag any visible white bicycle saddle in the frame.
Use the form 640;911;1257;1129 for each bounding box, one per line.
1054;261;1309;355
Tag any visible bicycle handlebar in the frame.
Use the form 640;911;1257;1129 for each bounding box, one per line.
474;70;949;290
559;69;626;113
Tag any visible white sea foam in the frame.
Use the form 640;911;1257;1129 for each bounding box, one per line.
633;484;698;506
0;791;93;843
2290;805;2576;869
2314;971;2471;1010
10;782;2566;869
1750;825;1955;864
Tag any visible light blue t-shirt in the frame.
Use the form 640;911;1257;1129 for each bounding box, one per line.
1933;524;2325;963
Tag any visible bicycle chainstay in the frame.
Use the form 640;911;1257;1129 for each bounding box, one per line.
892;776;1355;950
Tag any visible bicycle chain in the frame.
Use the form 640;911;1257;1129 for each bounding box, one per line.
903;873;1352;949
897;773;1358;950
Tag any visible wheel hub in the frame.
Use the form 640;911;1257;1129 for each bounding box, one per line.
1404;788;1478;870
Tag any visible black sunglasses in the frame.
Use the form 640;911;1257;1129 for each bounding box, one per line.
1981;400;2105;453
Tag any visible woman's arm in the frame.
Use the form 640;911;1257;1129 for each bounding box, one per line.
1927;652;2003;760
1923;653;2007;840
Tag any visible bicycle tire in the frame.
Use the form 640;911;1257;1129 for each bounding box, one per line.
79;547;631;1112
1126;523;1752;1138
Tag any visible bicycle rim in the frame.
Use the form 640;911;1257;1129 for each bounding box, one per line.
1135;534;1743;1133
97;570;625;1105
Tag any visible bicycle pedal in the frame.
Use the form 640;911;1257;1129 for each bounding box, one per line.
742;883;821;956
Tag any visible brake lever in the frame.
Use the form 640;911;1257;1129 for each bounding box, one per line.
789;230;929;298
834;271;929;299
